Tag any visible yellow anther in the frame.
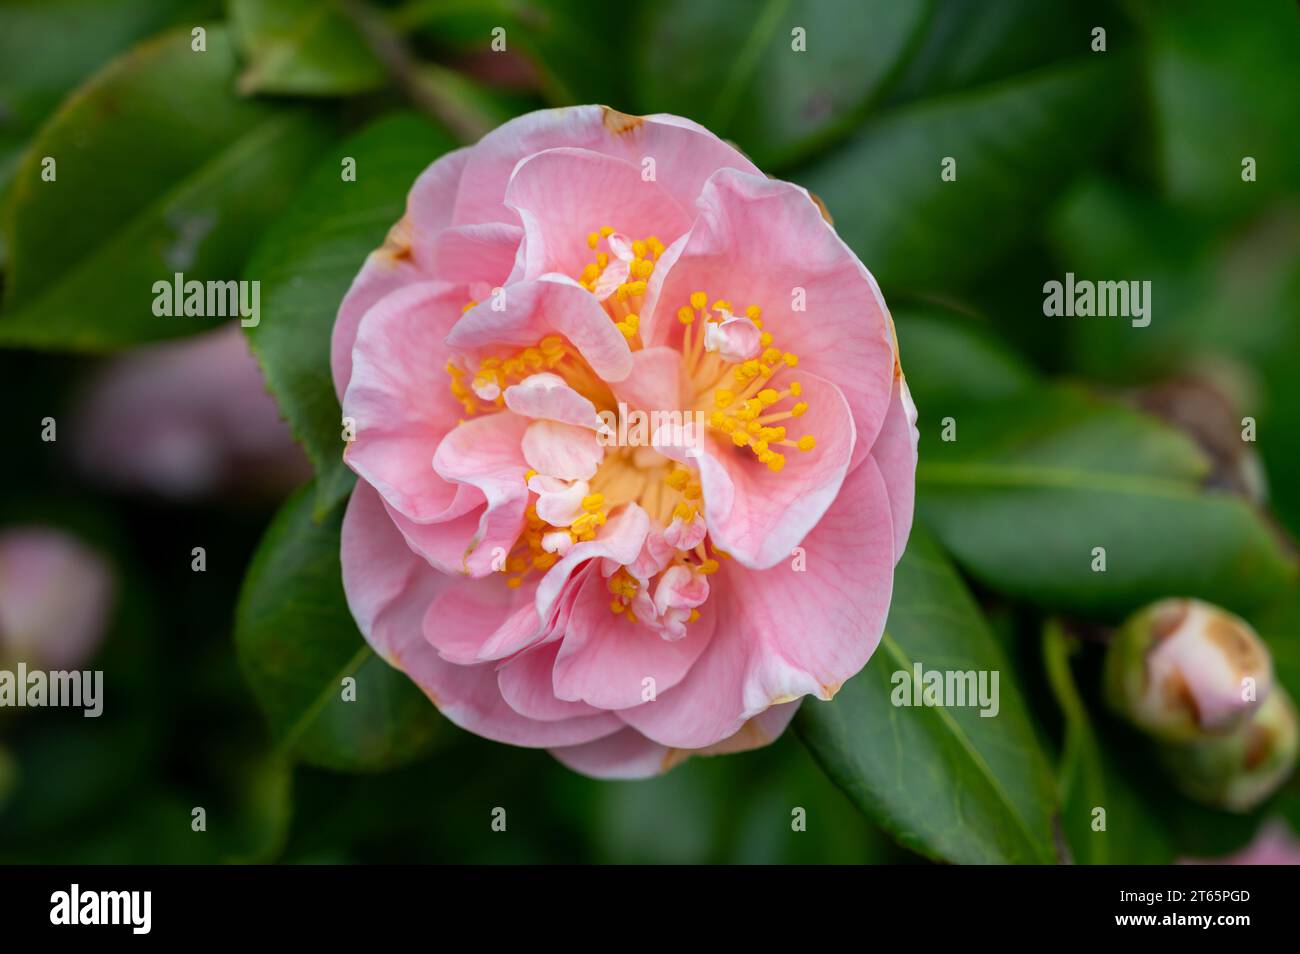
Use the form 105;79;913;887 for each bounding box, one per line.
761;348;782;364
462;300;477;313
610;599;625;615
760;332;773;347
712;299;732;312
766;453;786;473
789;381;803;397
581;493;605;512
507;577;523;589
683;482;701;500
757;388;780;406
587;231;599;249
571;513;600;535
673;501;694;521
678;305;695;324
632;239;647;258
745;305;762;320
596;252;608;268
631;259;654;279
539;335;564;354
533;552;559;570
731;430;750;447
524;469;538;482
647;236;665;257
783;352;799;367
714;389;734;408
797;435;816;452
688;609;701;623
791;402;808;417
751;439;768;454
690;291;708;310
709;410;727;429
665;468;690;490
600;226;613;237
699;559;720;574
580;263;600;283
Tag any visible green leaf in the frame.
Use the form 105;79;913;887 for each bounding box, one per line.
243;112;456;515
0;25;334;350
795;527;1059;864
917;385;1296;617
235;481;444;772
885;0;1110;104
894;303;1038;412
228;0;386;96
635;0;930;169
798;57;1130;292
1042;620;1174;864
0;0;215;264
1139;0;1300;213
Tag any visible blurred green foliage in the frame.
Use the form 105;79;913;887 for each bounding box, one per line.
1;0;1298;864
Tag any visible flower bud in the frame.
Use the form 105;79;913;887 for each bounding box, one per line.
1160;687;1298;813
0;527;114;671
1105;598;1273;742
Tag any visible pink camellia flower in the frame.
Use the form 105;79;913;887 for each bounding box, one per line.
333;106;917;778
0;527;113;671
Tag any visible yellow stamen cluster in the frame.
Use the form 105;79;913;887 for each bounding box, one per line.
503;501;562;589
680;290;816;472
607;567;640;622
445;335;568;416
578;227;665;343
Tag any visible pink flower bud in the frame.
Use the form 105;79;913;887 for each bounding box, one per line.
0;527;113;670
1106;598;1273;742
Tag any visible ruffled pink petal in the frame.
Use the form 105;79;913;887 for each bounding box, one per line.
548;727;673;780
505;147;692;280
869;373;919;564
341;480;621;747
422;574;541;665
428;221;525;291
521;419;603;481
534;503;651;621
694;700;802;756
425;412;531;576
451;106;760;228
497;641;608;721
551;571;715;709
447;275;633;383
698;371;854;569
504;372;603;429
342;282;467;522
619;457;894;748
645;168;894;466
331;147;470;398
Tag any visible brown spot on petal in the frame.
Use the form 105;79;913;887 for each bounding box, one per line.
1161;670;1200;724
1151;600;1190;641
602;107;644;136
1244;721;1274;771
807;189;834;226
1206;614;1266;678
660;747;692;772
377;217;414;263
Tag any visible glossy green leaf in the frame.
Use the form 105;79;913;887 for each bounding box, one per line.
636;0;931;169
1139;0;1300;213
796;527;1059;864
917;385;1296;617
0;26;333;350
243;112;456;515
235;482;444;772
886;0;1111;104
1042;621;1174;864
0;0;215;264
228;0;386;96
799;57;1130;292
894;303;1038;412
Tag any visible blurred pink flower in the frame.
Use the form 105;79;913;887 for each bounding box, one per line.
0;526;113;670
1179;819;1300;865
72;325;309;500
333;106;917;778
